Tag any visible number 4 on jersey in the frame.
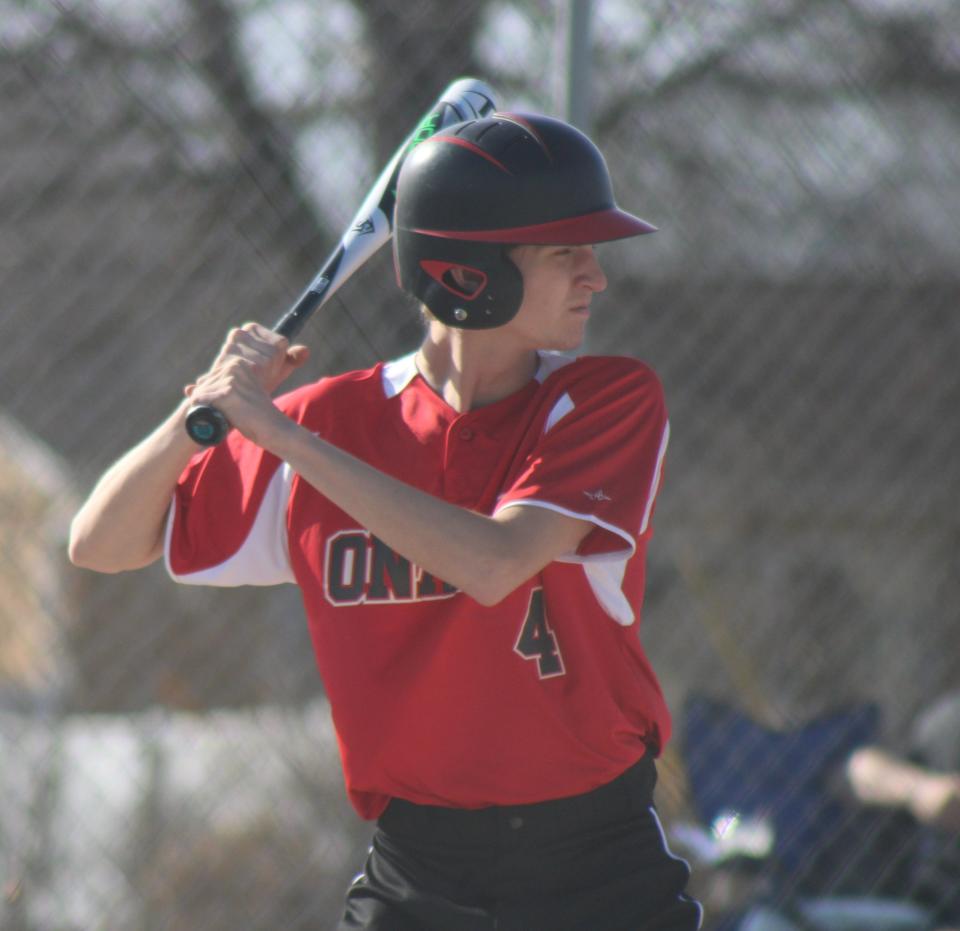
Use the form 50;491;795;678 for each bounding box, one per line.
514;588;565;678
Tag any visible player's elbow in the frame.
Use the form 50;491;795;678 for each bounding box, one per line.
67;529;120;573
67;520;159;574
460;552;534;607
67;520;99;569
457;512;570;606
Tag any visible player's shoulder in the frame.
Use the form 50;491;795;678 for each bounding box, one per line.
275;359;395;426
538;351;664;398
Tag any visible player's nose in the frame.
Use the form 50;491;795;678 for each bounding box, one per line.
578;246;607;293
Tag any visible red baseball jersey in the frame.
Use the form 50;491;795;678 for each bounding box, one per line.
166;351;672;819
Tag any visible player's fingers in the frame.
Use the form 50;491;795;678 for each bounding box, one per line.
226;324;267;350
238;321;289;348
238;321;265;340
219;327;290;372
287;344;310;368
197;326;299;403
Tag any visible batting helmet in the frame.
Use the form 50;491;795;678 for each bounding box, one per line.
393;111;657;329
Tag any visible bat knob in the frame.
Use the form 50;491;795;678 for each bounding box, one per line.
185;404;231;447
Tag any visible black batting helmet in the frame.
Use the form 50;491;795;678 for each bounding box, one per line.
393;111;656;329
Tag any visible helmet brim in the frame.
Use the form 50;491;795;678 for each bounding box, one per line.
412;207;657;246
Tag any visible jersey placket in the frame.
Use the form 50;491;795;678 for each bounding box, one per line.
441;414;498;509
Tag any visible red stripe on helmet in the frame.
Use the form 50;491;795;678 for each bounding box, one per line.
426;136;513;175
492;112;553;160
412;207;658;245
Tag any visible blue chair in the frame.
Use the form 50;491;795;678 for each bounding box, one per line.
677;695;933;931
681;695;880;879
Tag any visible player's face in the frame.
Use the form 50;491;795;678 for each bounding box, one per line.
504;244;608;351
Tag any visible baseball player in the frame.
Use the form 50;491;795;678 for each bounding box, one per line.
69;112;702;930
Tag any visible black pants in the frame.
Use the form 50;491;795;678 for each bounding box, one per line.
338;755;702;931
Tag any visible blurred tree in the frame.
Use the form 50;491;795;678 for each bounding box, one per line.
586;0;960;276
357;0;486;165
184;0;328;282
0;0;496;713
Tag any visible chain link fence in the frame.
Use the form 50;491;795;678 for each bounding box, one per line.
2;1;959;928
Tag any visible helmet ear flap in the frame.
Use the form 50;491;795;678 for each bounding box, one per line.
419;261;488;300
400;235;524;330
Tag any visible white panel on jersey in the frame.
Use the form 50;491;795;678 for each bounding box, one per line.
544;392;575;433
639;420;670;535
165;462;296;587
583;558;634;626
381;352;418;398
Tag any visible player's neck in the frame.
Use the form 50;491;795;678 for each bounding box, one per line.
416;324;538;412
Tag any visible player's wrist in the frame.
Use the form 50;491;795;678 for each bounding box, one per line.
256;406;311;460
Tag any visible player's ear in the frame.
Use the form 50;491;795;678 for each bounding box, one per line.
447;265;485;296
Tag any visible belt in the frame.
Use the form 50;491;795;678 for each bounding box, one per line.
378;753;657;846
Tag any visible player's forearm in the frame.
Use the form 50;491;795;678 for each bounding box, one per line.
68;402;198;573
265;417;555;605
846;747;921;808
848;746;960;830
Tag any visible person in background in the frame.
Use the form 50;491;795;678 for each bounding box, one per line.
846;689;960;931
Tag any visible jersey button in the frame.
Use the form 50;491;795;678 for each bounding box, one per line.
458;427;475;441
508;815;524;830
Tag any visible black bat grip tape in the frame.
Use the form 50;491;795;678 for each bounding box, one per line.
183;288;321;446
185;404;231;447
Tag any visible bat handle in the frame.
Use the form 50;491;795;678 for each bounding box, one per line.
185;404;231;447
272;279;327;341
183;282;329;447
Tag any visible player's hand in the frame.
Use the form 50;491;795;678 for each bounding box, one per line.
184;323;310;446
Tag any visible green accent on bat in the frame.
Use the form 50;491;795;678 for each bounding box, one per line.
408;111;440;152
386;109;445;205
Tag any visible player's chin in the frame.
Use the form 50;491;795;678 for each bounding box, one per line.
551;322;590;352
539;337;586;355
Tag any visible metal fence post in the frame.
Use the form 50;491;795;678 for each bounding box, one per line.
559;0;593;132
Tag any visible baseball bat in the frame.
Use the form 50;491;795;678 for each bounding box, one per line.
185;76;497;446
